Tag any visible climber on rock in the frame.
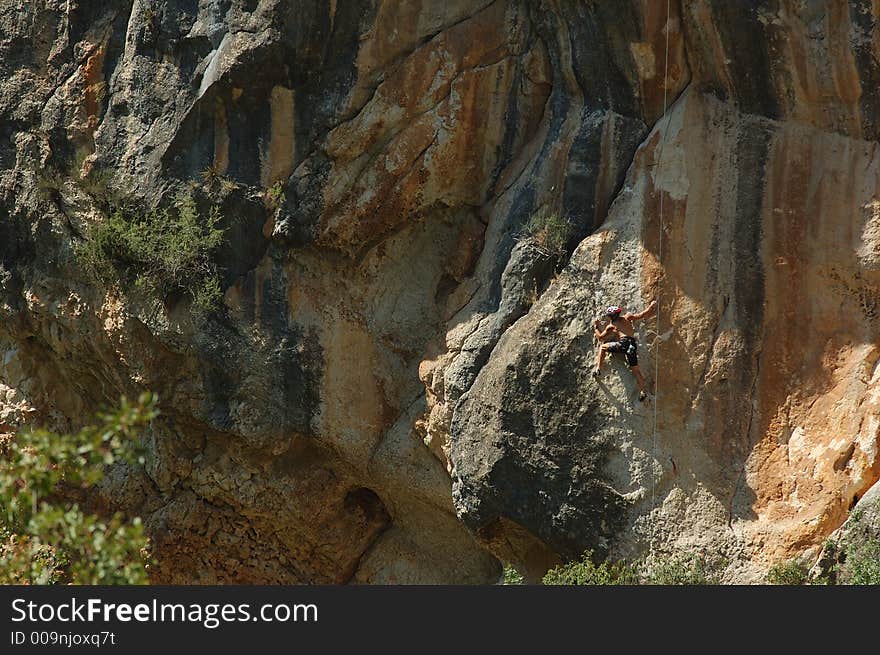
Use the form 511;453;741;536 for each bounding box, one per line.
592;300;657;401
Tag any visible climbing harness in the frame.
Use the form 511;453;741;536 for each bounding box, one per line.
649;0;673;555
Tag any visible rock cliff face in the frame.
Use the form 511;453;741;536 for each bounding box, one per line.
1;0;877;583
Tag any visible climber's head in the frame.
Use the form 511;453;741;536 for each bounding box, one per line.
605;305;623;320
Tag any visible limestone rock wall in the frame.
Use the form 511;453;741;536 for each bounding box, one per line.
0;0;877;583
450;1;880;581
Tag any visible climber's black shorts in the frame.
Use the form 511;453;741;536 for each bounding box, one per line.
606;336;638;367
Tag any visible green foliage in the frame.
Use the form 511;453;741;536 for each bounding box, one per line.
502;564;524;585
521;208;573;260
542;551;640;585
767;559;811;585
219;177;239;195
541;549;724;586
528;532;878;587
76;192;225;316
840;535;880;585
265;180;286;211
644;552;723;585
0;393;158;584
766;527;880;586
199;165;239;199
822;538;838;556
825;507;880;585
200;165;220;188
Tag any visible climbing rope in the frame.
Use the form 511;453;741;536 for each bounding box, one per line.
649;0;673;555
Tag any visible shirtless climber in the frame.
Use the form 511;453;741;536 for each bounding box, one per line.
592;300;657;401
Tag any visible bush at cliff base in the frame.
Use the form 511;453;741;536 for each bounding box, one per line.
0;394;157;584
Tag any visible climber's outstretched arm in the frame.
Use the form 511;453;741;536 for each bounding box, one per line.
625;299;657;323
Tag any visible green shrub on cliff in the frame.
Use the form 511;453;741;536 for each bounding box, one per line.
502;564;524;585
837;510;880;585
541;549;724;585
0;394;157;584
644;552;724;585
77;192;224;316
521;208;573;261
842;537;880;585
542;551;640;585
767;558;811;585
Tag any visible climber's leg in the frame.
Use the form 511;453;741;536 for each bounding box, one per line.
624;340;647;401
631;364;645;391
593;343;609;377
631;366;648;401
